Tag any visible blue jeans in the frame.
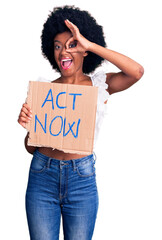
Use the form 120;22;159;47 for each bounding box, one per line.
25;149;99;240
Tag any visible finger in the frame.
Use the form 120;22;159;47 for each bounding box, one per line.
65;19;79;35
22;107;32;118
20;111;32;120
66;19;78;30
21;104;32;117
65;38;78;51
65;19;74;29
64;19;73;33
65;36;74;49
66;48;78;53
23;103;32;113
18;116;31;123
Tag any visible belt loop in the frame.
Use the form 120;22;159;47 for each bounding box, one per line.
93;151;97;162
47;158;52;168
72;160;76;171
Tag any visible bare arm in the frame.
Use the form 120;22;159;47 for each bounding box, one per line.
88;43;144;94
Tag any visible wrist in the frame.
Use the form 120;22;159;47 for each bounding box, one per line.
87;41;95;52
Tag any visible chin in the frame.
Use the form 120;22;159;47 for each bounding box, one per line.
60;66;78;77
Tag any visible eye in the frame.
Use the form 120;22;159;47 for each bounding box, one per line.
69;41;77;48
54;44;61;50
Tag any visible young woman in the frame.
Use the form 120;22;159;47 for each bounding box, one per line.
18;6;144;240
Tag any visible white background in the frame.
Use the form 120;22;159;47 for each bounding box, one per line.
0;0;162;239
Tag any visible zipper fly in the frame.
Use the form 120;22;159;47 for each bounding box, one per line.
59;162;68;200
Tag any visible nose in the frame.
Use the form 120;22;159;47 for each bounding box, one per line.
60;45;68;55
59;46;69;60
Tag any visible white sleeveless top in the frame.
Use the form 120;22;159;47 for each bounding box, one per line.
37;71;110;151
90;71;110;149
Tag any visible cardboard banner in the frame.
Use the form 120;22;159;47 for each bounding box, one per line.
26;81;98;155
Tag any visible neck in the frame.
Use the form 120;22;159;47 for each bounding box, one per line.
59;72;87;84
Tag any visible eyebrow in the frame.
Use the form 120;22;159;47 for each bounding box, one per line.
54;40;61;43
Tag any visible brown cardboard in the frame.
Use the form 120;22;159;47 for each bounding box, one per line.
26;81;98;155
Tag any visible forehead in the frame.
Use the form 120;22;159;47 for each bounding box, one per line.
54;31;73;43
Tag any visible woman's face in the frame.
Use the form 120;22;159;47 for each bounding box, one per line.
54;31;86;77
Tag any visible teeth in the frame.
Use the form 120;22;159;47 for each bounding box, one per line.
61;58;72;69
62;59;72;62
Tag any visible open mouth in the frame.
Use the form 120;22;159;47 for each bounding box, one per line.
61;58;73;70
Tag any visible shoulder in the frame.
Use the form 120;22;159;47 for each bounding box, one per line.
51;77;61;83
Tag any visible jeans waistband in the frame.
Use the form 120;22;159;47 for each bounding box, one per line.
33;149;96;168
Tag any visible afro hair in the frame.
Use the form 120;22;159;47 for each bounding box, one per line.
41;5;106;74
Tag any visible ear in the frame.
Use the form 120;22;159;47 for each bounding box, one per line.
83;51;88;57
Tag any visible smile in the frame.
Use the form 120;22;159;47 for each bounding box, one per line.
61;58;73;70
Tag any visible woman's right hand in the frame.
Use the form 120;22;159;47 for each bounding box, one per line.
18;103;32;128
64;19;92;54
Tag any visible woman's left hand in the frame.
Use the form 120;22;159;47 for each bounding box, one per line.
65;19;91;53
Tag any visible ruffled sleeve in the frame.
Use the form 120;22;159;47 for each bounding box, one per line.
91;71;109;101
91;71;110;148
36;76;51;82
